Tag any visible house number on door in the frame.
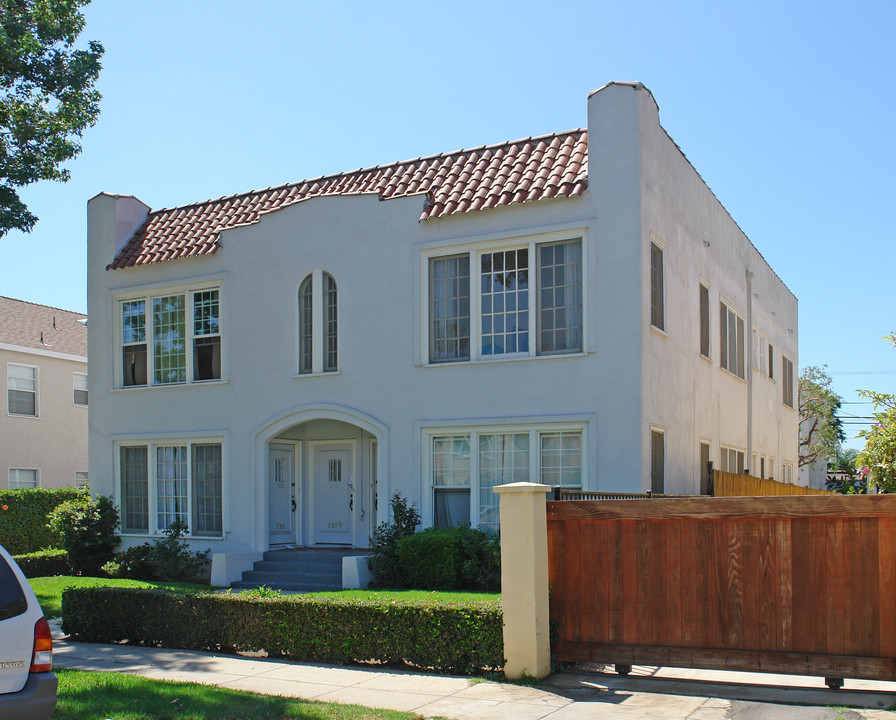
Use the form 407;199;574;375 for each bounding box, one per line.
327;521;343;529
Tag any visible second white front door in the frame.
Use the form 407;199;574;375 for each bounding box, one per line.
314;443;353;544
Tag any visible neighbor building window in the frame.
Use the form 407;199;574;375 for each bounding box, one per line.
782;462;794;484
73;372;88;406
768;343;775;380
8;469;37;489
120;287;222;387
719;301;745;379
429;425;584;532
650;429;665;493
7;363;37;416
119;440;223;536
650;242;664;331
720;446;745;474
298;271;338;374
699;283;710;358
700;441;711;494
427;237;582;363
782;355;794;408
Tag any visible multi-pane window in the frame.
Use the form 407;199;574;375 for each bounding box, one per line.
7;364;36;416
719;301;745;379
650;242;664;331
782;355;794;408
297;272;338;374
75;471;89;486
430;426;584;531
73;372;88;406
699;284;710;357
120;441;223;536
720;446;745;474
121;289;221;387
427;238;583;363
8;469;37;489
650;429;665;493
782;462;794;484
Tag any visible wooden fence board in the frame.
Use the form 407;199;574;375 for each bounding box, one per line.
547;494;896;681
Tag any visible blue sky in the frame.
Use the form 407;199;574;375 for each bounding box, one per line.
2;0;893;447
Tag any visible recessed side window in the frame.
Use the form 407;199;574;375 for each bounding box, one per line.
719;301;745;379
122;300;147;387
192;443;222;537
297;272;338;374
782;355;794;408
650;429;665;493
73;372;88;406
121;445;149;533
324;273;338;373
538;240;583;355
650;242;664;331
699;284;710;358
8;468;37;489
7;363;37;416
429;255;471;363
193;290;221;381
298;275;313;374
432;435;472;529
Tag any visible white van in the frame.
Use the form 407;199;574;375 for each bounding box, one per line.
0;543;57;719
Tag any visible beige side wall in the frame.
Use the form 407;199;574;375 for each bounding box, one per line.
1;347;88;489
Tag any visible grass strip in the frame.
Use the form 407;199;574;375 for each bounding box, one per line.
54;668;420;720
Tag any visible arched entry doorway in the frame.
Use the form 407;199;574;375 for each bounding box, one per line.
257;406;385;549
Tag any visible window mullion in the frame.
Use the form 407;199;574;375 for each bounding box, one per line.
528;241;537;357
148;444;157;534
187;444;194;537
470;252;481;361
311;269;323;374
470;431;479;527
530;429;539;483
186;292;194;385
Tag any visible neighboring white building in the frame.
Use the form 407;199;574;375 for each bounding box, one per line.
87;82;799;580
1;296;88;490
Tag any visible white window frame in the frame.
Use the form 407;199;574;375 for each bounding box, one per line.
74;471;89;486
782;462;794;484
421;230;587;366
116;282;223;389
73;371;88;407
649;236;665;333
719;299;745;380
115;436;226;538
424;421;587;530
8;468;38;489
720;445;745;474
7;362;38;417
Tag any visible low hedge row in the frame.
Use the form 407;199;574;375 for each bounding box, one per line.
13;548;71;577
62;587;504;674
0;487;86;554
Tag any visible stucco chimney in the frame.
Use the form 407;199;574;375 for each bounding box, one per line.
87;192;151;268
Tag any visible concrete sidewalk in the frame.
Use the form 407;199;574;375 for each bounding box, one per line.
50;623;896;719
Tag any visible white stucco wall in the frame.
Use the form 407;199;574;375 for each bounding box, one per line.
86;83;799;560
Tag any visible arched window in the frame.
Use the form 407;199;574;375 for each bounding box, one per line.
298;271;337;374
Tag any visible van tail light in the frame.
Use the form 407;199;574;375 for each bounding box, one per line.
30;617;53;673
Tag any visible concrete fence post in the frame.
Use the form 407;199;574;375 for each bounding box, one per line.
494;481;551;679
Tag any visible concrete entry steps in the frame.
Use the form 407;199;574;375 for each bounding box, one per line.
230;547;371;592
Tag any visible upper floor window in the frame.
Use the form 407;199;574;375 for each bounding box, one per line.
719;301;745;379
782;355;794;408
427;237;583;364
73;372;88;406
7;363;37;416
650;242;664;331
298;271;338;375
699;283;710;358
768;342;775;380
120;288;221;388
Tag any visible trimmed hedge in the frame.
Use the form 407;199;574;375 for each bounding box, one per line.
62;587;503;674
397;526;501;591
12;548;71;578
0;487;86;554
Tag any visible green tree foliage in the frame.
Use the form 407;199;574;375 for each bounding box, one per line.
826;447;866;494
0;0;103;236
47;493;119;575
367;492;420;588
857;335;896;492
798;365;844;468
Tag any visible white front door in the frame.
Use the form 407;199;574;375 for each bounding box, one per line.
268;444;295;546
314;443;352;544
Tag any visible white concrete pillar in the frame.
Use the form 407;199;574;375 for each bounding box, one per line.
494;481;551;679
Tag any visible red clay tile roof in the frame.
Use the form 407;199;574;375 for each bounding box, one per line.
109;129;588;269
0;296;87;357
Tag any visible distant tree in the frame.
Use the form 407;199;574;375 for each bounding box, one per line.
798;365;844;468
857;335;896;493
826;447;866;494
0;0;103;236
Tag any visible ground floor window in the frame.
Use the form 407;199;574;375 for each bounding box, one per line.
429;425;584;533
119;440;223;537
8;468;37;489
720;445;745;474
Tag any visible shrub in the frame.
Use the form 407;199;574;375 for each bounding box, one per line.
106;520;210;582
47;494;120;575
0;487;85;554
103;544;156;580
62;587;503;674
12;548;71;578
397;525;500;591
368;492;420;588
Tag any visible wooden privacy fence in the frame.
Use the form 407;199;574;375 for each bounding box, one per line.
547;494;896;684
713;470;834;497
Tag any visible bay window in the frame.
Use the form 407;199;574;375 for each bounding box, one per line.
427;236;583;364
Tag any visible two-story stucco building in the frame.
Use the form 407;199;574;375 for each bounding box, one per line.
1;296;88;490
87;82;799;582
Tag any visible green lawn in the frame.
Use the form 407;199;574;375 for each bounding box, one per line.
28;576;216;618
54;668;419;720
